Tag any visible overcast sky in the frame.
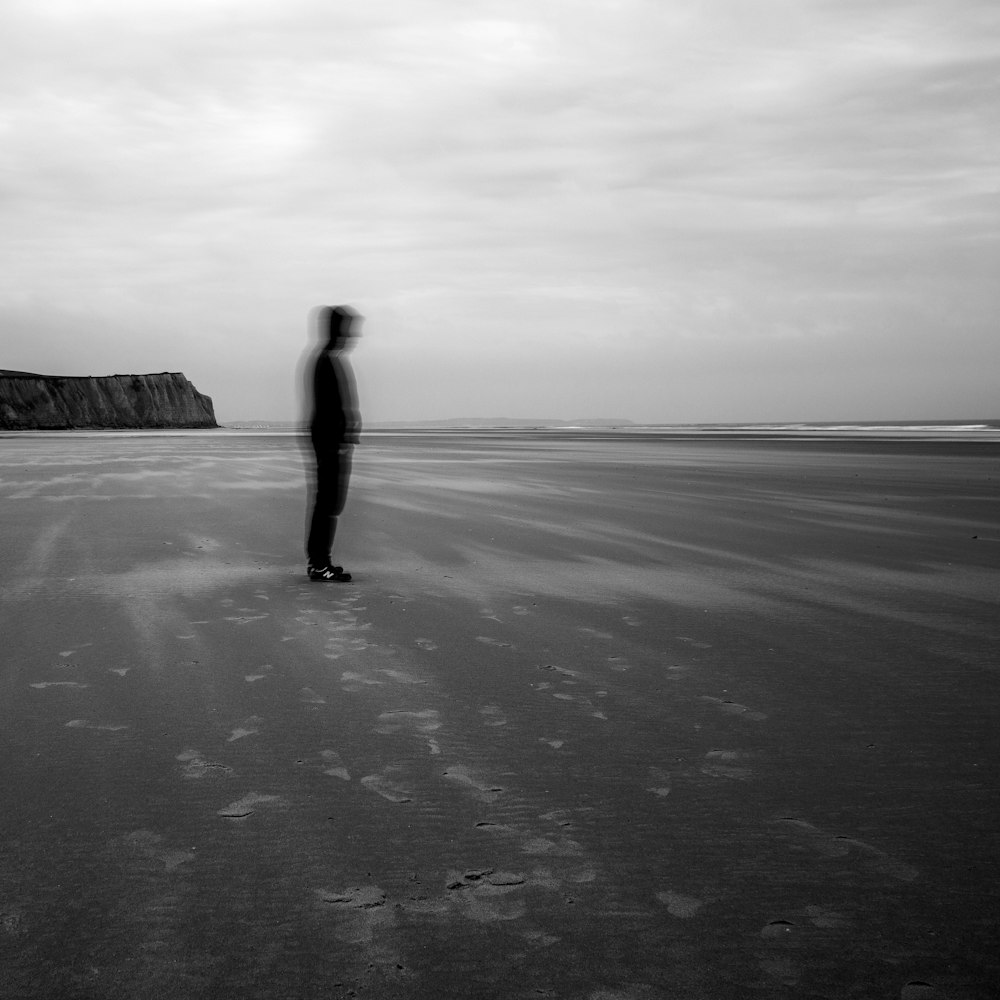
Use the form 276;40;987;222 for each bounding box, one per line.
2;0;998;424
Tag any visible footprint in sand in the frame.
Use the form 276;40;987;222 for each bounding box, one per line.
217;792;283;820
415;638;438;651
244;664;273;683
441;764;504;801
319;749;351;780
480;704;508;727
538;663;580;678
340;670;383;690
360;767;414;803
760;918;797;939
511;605;531;616
551;691;607;720
177;749;233;779
578;626;614;640
646;766;672;798
521;834;584;857
700;695;767;722
227;716;263;742
314;885;394;946
294;749;352;781
58;643;93;659
444;868;528;922
316;884;386;908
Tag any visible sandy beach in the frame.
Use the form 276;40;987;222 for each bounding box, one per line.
1;428;997;999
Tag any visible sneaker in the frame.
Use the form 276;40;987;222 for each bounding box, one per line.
306;561;343;576
309;565;352;582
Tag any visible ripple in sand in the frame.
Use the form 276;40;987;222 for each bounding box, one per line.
30;681;89;689
223;614;269;625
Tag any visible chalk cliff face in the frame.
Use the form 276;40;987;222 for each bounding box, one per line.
0;371;218;430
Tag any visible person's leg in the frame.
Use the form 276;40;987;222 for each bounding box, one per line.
306;445;341;570
307;444;353;579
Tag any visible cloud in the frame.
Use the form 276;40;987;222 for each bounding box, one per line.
1;0;998;422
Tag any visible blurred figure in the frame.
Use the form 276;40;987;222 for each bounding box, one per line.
304;305;361;581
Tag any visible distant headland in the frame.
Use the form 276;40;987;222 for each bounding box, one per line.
0;371;217;430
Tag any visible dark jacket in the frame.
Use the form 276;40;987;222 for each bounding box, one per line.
310;349;360;445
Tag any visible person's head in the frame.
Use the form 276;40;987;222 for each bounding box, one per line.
326;305;361;350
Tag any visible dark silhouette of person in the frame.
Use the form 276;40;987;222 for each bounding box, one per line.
304;305;361;581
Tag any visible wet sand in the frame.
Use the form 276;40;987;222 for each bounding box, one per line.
1;429;998;999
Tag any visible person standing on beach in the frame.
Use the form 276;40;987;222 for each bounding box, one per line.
305;305;361;582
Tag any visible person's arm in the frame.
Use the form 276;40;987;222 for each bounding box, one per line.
337;356;361;445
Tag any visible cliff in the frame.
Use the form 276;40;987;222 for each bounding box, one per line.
0;371;218;430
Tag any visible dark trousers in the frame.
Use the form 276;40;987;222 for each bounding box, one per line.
306;441;352;567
